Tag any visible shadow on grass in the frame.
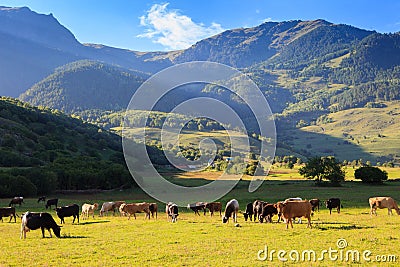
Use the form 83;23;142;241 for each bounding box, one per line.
77;220;110;225
61;235;88;239
313;222;374;231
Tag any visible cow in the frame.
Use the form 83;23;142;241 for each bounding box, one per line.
187;202;206;215
0;207;16;223
259;203;278;223
243;202;254;221
253;200;267;222
37;196;46;203
276;200;312;229
149;203;158;219
99;202;116;216
166;202;179;222
113;201;126;213
222;199;239;223
326;198;343;214
9;197;24;207
284;197;303;223
45;198;58;209
20;212;61;239
55;204;80;224
119;203;151;220
204;202;222;216
309;199;320;212
369;197;400;215
81;203;99;220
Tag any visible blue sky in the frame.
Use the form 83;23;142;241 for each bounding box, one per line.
1;0;400;51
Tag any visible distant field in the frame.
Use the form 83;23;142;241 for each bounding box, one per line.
1;178;400;266
289;101;400;164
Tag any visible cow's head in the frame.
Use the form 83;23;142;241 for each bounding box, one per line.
222;216;229;223
325;200;331;208
53;225;62;238
243;213;249;221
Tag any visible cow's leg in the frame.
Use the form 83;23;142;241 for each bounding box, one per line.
388;208;392;215
41;227;46;238
329;209;332;215
337;206;340;214
307;215;312;228
134;213;137;220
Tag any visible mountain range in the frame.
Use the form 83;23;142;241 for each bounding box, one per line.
2;6;400;164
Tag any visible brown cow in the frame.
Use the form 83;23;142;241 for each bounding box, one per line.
276;201;312;229
369;197;400;215
120;203;150;220
204;202;222;216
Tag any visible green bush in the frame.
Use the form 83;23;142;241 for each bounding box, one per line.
354;166;388;184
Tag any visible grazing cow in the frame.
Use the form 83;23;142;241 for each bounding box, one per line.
45;198;58;209
277;201;312;229
222;199;239;223
309;199;320;212
204;202;222;216
37;196;46;203
149;203;158;219
187;202;206;215
81;203;99;220
120;203;151;220
326;198;343;214
55;204;80;224
243;202;254;221
9;197;24;207
166;202;179;222
369;197;400;215
0;207;16;223
113;201;126;212
253;200;267;222
99;202;116;216
259;203;278;223
20;212;61;239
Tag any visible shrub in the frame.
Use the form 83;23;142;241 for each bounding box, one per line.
354;166;388;184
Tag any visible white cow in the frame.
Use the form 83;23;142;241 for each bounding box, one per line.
81;203;99;219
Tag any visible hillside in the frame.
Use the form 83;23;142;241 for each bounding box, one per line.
0;97;145;197
19;60;147;113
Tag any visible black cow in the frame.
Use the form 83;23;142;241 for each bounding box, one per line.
9;197;24;207
243;202;253;221
20;212;61;239
0;207;16;223
45;198;58;209
310;199;320;212
259;203;278;223
166;202;179;222
187;202;206;215
253;200;266;222
55;204;80;224
326;198;343;214
37;196;46;203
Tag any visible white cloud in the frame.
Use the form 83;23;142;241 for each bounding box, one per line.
137;3;224;50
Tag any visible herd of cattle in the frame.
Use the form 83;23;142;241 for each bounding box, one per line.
0;195;399;239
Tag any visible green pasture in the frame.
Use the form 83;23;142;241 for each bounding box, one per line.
1;178;400;266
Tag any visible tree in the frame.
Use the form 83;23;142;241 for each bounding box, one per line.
299;156;345;185
354;166;388;184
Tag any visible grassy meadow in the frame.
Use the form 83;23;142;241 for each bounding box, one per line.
1;169;400;266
